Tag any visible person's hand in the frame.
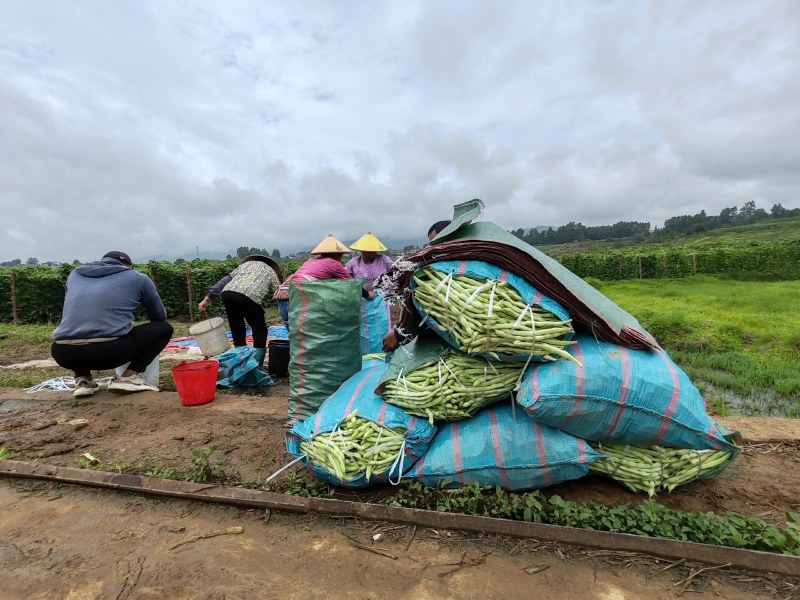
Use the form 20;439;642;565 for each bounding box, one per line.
382;330;399;352
198;297;210;312
367;290;375;300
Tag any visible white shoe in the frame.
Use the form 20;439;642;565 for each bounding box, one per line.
73;376;99;398
108;373;158;394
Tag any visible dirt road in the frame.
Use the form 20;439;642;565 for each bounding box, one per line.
1;384;800;598
1;479;794;600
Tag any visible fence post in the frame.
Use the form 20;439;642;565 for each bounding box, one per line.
186;265;194;322
638;255;643;280
10;270;18;325
691;253;697;275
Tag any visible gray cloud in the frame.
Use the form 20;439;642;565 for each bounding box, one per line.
1;0;798;263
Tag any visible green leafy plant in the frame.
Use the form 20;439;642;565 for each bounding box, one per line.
0;445;11;460
145;466;176;479
185;445;220;483
384;483;800;556
265;469;335;498
75;455;103;470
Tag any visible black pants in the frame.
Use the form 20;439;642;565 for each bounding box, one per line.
51;321;173;379
221;291;267;348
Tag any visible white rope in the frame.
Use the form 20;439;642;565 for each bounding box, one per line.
26;376;115;394
263;455;306;484
464;281;490;311
388;439;407;486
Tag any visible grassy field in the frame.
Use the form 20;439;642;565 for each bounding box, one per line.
1;289;798;416
593;276;800;417
0;308;283;394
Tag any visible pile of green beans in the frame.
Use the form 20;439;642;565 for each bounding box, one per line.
412;268;578;363
383;351;523;424
588;442;735;496
299;410;405;482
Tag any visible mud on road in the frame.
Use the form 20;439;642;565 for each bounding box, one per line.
1;384;800;598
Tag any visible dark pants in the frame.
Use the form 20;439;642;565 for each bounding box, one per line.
221;291;267;348
277;299;289;331
51;321;173;379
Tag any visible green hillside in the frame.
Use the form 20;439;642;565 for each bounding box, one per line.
538;216;800;257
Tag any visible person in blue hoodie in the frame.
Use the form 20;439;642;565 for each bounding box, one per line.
51;251;173;397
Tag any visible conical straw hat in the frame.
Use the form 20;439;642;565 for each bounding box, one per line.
350;232;387;252
310;234;351;255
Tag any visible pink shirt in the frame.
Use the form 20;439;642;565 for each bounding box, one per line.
273;256;351;300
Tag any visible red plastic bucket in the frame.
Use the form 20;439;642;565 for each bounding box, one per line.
171;359;219;407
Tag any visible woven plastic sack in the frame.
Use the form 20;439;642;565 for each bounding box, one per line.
360;293;391;355
215;346;275;388
410;403;601;491
376;334;523;422
286;363;437;488
288;279;361;423
410;260;573;363
516;335;738;452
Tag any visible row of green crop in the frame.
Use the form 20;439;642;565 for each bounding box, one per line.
0;259;300;325
554;240;800;281
1;242;798;323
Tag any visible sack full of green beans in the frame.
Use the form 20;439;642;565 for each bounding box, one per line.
286;363;437;488
410;260;578;364
409;403;603;491
516;335;740;452
376;334;525;423
588;442;737;496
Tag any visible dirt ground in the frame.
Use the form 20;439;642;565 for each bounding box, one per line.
1;378;800;599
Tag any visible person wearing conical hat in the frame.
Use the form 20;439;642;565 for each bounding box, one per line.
345;232;394;292
345;232;394;354
272;234;373;329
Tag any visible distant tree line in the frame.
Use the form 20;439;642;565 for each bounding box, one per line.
236;246;281;259
510;202;799;245
511;221;651;245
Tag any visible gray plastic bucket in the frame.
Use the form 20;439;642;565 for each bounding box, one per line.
189;317;230;358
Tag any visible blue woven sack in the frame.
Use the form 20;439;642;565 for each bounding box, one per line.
360;293;391;355
516;335;738;452
215;346;275;388
409;403;602;491
286;363;437;488
410;260;573;363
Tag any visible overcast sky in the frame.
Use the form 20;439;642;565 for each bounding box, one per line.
2;1;798;263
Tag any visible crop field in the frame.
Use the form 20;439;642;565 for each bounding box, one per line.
596;276;800;417
1;276;797;417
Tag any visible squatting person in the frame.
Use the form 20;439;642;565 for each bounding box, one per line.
51;251;173;397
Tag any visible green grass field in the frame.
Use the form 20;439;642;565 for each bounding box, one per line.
593;276;800;417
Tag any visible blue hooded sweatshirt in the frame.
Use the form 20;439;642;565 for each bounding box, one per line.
52;257;167;340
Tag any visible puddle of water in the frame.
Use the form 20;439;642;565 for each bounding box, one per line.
703;383;799;418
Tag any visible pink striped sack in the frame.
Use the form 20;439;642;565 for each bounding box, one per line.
410;404;602;491
516;336;738;452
